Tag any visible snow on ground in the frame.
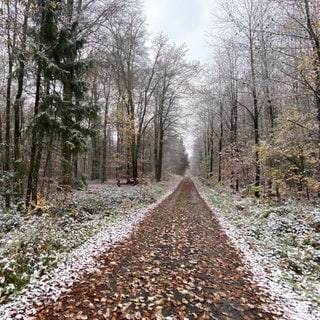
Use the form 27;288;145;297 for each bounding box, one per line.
195;179;320;320
1;177;319;319
0;179;181;320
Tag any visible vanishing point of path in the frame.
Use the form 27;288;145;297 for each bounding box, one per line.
34;178;281;320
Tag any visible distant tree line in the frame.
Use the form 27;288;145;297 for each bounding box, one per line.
192;0;320;199
0;0;194;208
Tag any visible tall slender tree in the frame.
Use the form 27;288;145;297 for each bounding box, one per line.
153;36;197;181
107;7;160;182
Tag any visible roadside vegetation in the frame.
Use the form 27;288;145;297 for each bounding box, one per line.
197;179;320;319
0;180;173;305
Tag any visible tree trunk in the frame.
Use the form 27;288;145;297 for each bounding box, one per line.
101;111;108;183
218;103;223;183
13;3;29;197
229;78;239;190
209;126;214;178
31;139;43;203
249;27;261;198
155;128;164;182
131;137;139;183
60;0;76;186
154;113;160;181
4;44;13;208
204;131;209;178
101;82;110;183
90;134;99;180
61;77;73;185
61;134;73;185
26;67;42;207
41;135;54;195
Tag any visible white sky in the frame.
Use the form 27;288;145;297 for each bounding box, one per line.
143;0;221;156
143;0;219;63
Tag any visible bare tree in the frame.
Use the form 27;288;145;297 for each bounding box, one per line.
106;7;161;182
152;35;197;181
219;0;274;196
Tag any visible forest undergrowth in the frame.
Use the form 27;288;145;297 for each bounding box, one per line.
0;179;174;305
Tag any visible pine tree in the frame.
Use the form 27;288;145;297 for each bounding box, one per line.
26;0;95;206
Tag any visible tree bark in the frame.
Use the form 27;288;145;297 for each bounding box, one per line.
155;125;164;182
13;1;30;197
249;22;261;198
101;79;111;183
4;0;15;208
26;66;42;207
218;101;224;184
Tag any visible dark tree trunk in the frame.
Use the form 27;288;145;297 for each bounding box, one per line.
209;124;214;178
101;84;110;182
61;72;74;185
218;105;223;183
154;115;160;181
31;140;43;203
61;133;73;185
230;82;239;190
13;5;29;197
4;46;13;208
154;107;165;182
101;114;108;183
26;67;42;207
155;129;164;182
249;28;261;198
131;138;139;183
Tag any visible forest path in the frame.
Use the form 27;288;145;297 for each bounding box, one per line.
34;177;281;320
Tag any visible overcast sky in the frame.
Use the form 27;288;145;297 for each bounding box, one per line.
144;0;218;63
143;1;221;155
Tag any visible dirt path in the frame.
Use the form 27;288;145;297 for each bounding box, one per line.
34;178;281;320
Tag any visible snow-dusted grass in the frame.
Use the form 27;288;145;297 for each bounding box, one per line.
195;179;320;320
0;179;179;319
1;177;319;319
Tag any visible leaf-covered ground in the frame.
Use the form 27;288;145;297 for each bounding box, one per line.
196;180;320;320
28;178;283;319
1;177;319;319
0;180;173;311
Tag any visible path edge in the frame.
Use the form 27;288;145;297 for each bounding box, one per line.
0;178;183;320
192;177;316;320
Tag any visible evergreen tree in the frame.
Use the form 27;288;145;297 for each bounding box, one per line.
26;0;95;206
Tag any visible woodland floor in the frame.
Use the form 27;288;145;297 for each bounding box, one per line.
32;178;282;320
